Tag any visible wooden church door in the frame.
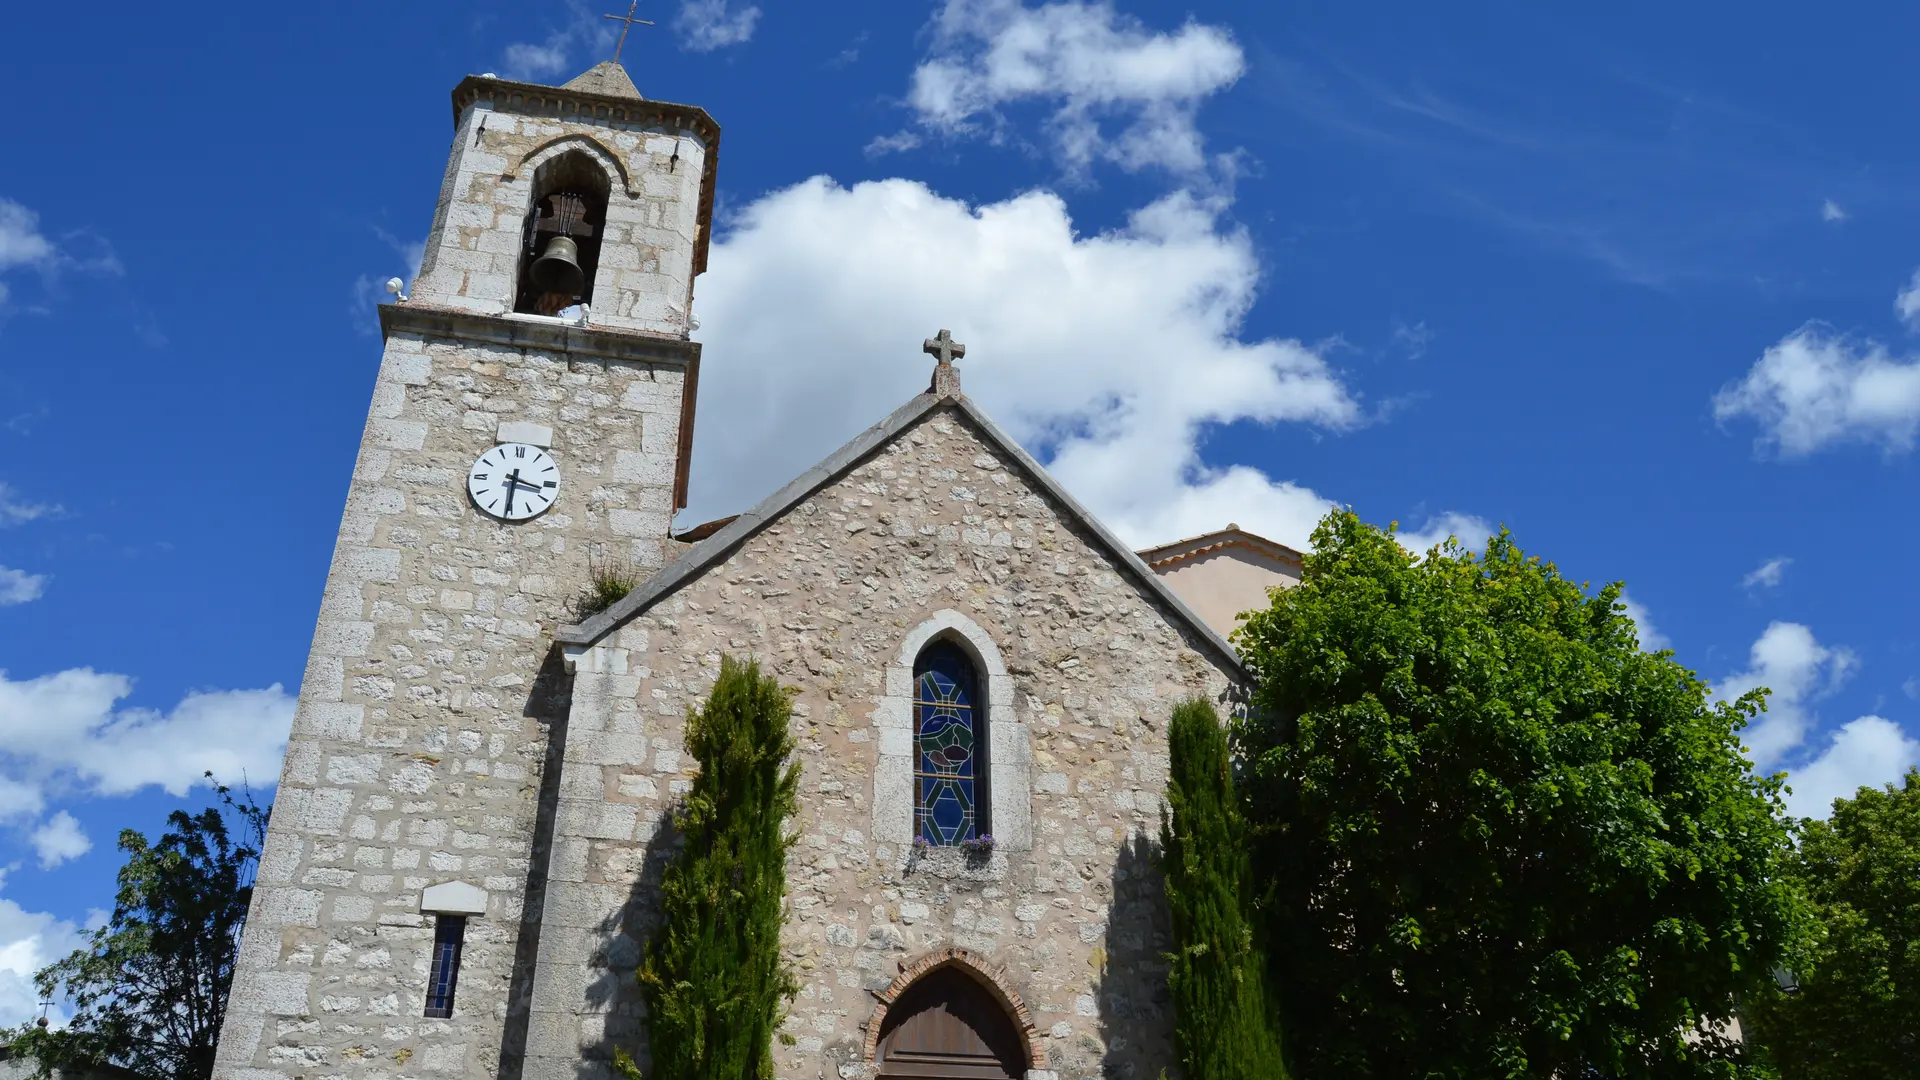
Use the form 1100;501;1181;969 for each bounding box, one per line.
875;967;1028;1080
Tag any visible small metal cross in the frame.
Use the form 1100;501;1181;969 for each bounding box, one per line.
603;1;655;63
923;329;966;366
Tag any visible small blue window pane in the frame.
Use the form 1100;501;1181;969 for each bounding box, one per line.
914;642;979;846
424;915;466;1018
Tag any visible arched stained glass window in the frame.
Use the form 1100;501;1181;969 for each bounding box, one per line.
914;641;985;846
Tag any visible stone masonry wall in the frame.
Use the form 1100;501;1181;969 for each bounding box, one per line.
532;405;1240;1080
213;327;688;1080
413;98;708;338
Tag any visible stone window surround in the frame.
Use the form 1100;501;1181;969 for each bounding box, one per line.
873;609;1032;856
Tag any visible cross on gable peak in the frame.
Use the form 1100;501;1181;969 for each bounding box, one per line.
923;329;965;365
922;329;966;396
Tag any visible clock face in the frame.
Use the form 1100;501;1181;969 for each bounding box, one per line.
468;443;560;521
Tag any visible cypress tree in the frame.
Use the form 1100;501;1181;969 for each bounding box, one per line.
618;656;800;1080
1161;697;1289;1080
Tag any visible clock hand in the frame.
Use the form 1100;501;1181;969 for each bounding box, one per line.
505;468;520;515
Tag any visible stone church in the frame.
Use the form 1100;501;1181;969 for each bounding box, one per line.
212;59;1303;1080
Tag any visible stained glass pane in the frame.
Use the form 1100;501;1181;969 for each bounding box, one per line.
424;915;465;1018
914;642;980;846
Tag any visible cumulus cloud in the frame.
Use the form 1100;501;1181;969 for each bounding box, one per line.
686;178;1360;550
0;880;85;1027
1783;715;1920;818
902;0;1245;176
0;567;45;606
28;811;89;869
1717;622;1857;767
1616;589;1670;652
1821;199;1847;223
1742;556;1791;591
677;0;760;51
1897;268;1920;330
0;667;295;822
0;200;54;271
1714;326;1920;455
1395;511;1494;556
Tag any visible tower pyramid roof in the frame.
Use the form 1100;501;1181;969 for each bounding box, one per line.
562;61;642;99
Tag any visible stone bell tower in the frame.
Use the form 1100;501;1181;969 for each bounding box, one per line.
212;60;719;1079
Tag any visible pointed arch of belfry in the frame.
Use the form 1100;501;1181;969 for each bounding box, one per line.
503;134;636;198
863;947;1047;1071
874;609;1033;855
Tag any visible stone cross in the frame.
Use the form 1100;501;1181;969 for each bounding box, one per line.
923;329;966;395
603;1;655;63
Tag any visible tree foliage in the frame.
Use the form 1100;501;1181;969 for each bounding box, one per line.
1234;510;1797;1079
1743;769;1920;1080
1161;697;1290;1080
619;656;800;1080
6;779;266;1080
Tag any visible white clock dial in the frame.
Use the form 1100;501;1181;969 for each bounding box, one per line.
468;443;560;521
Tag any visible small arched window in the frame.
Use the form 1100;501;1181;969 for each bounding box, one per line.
914;641;987;845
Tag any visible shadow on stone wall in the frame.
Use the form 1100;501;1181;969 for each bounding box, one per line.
573;800;681;1078
1098;830;1173;1080
497;652;573;1080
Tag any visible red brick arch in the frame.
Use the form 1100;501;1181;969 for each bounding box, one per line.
862;946;1046;1071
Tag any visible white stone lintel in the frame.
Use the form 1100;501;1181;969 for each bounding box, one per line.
420;880;488;917
498;420;554;447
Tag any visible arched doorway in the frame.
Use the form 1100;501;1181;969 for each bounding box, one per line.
874;966;1028;1080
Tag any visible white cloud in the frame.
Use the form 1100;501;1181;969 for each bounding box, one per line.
0;567;46;606
1782;716;1920;818
1821;199;1847;223
504;32;578;81
28;811;89;869
1742;556;1791;591
0;667;295;821
677;0;760;51
0;484;59;526
865;131;924;157
0;882;85;1028
1713;325;1920;455
1717;622;1858;767
0;200;54;270
1617;590;1670;651
686;177;1359;551
1897;268;1920;330
904;0;1245;176
1395;511;1493;556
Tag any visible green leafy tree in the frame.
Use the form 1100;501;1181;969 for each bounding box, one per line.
619;656;800;1080
1161;697;1290;1080
1234;510;1797;1079
5;779;266;1080
1744;769;1919;1080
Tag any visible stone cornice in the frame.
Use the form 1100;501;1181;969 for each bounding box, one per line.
379;302;702;510
448;75;721;275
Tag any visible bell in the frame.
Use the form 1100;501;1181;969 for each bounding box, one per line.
529;235;585;297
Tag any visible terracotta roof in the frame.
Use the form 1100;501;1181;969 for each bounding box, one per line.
556;389;1246;679
1135;525;1305;571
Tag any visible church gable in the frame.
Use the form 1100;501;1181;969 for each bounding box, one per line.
558;390;1243;677
532;395;1246;1079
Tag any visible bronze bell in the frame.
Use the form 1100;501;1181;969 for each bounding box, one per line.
529;235;585;297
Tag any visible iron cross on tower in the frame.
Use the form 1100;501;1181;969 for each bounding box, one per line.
603;1;655;62
923;328;966;395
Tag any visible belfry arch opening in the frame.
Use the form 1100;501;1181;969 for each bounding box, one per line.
875;966;1028;1080
514;150;611;316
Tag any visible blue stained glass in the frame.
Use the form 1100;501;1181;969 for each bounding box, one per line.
914;642;980;846
424;915;465;1018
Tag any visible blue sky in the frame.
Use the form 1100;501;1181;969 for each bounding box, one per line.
4;0;1920;1022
